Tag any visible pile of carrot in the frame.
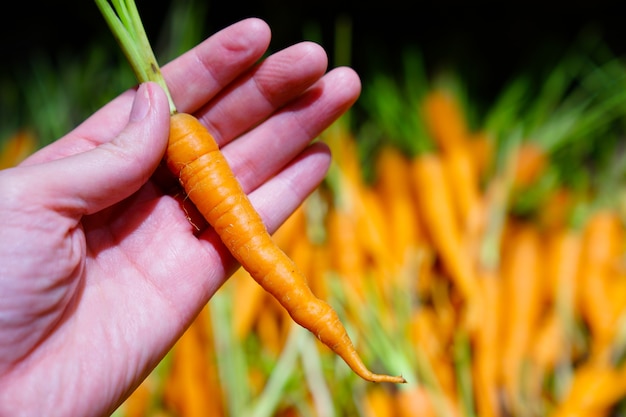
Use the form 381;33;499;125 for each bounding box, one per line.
111;42;626;416
5;18;626;417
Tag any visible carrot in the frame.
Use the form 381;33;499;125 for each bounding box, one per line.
550;360;626;417
577;209;625;355
374;144;423;260
442;145;483;238
472;270;503;417
169;113;408;382
512;141;547;188
0;129;37;169
394;385;438;417
498;221;544;415
171;320;222;417
231;266;266;340
95;0;405;384
409;152;479;319
362;386;395;417
466;130;494;180
326;205;366;299
422;87;483;236
121;376;153;417
422;87;469;154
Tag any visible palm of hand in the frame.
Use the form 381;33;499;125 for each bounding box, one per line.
0;18;360;417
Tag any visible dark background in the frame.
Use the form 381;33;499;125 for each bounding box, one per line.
2;0;625;108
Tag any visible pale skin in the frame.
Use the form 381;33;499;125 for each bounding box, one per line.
0;18;361;417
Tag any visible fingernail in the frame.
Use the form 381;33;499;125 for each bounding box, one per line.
130;83;152;122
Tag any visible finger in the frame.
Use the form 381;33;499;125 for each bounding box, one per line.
223;66;361;194
195;41;329;146
250;141;332;234
22;83;171;216
22;18;271;166
164;17;272;114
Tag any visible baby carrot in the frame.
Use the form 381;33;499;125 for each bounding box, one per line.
409;152;479;316
498;222;543;413
166;113;406;383
422;87;469;154
0;129;37;169
96;0;406;384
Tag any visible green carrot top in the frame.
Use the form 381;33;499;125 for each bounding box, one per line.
94;0;177;114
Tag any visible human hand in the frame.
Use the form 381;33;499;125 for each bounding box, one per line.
0;18;360;417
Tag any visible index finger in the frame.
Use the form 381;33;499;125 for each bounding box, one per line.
20;18;273;165
163;17;272;115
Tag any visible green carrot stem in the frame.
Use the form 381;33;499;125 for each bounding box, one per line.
94;0;177;114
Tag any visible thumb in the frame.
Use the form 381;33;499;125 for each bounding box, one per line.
33;82;171;215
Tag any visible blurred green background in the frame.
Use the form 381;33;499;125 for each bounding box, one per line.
1;0;624;146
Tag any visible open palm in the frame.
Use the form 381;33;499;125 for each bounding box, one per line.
0;18;360;417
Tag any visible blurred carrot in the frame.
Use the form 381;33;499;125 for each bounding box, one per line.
543;225;583;315
410;152;479;318
467;130;494;180
362;386;395;417
527;309;576;407
422;87;469;154
374;145;424;264
472;269;503;417
256;298;290;357
512;141;547;188
122;376;153;417
0;129;37;169
549;360;626;417
231;267;266;340
577;209;625;355
165;315;223;417
498;221;544;415
408;307;458;401
271;203;308;253
422;86;482;233
288;225;329;300
326;204;366;303
443;145;483;237
358;186;395;267
394;385;438;417
536;187;575;231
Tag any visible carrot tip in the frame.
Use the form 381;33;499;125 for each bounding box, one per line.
369;374;408;384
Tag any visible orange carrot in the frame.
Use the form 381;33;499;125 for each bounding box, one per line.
422;88;469;154
362;386;395;417
472;270;503;417
577;210;625;355
409;152;479;317
231;267;266;340
498;222;544;414
528;311;567;396
256;298;288;356
442;145;483;237
166;113;405;384
0;129;37;169
326;204;367;302
374;145;424;265
466;130;494;180
394;385;438;417
121;376;153;417
550;360;626;417
422;87;484;233
97;0;405;384
512;141;546;188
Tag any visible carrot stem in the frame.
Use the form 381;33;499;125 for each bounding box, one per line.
94;0;176;113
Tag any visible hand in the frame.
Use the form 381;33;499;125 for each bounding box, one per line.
0;18;360;416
